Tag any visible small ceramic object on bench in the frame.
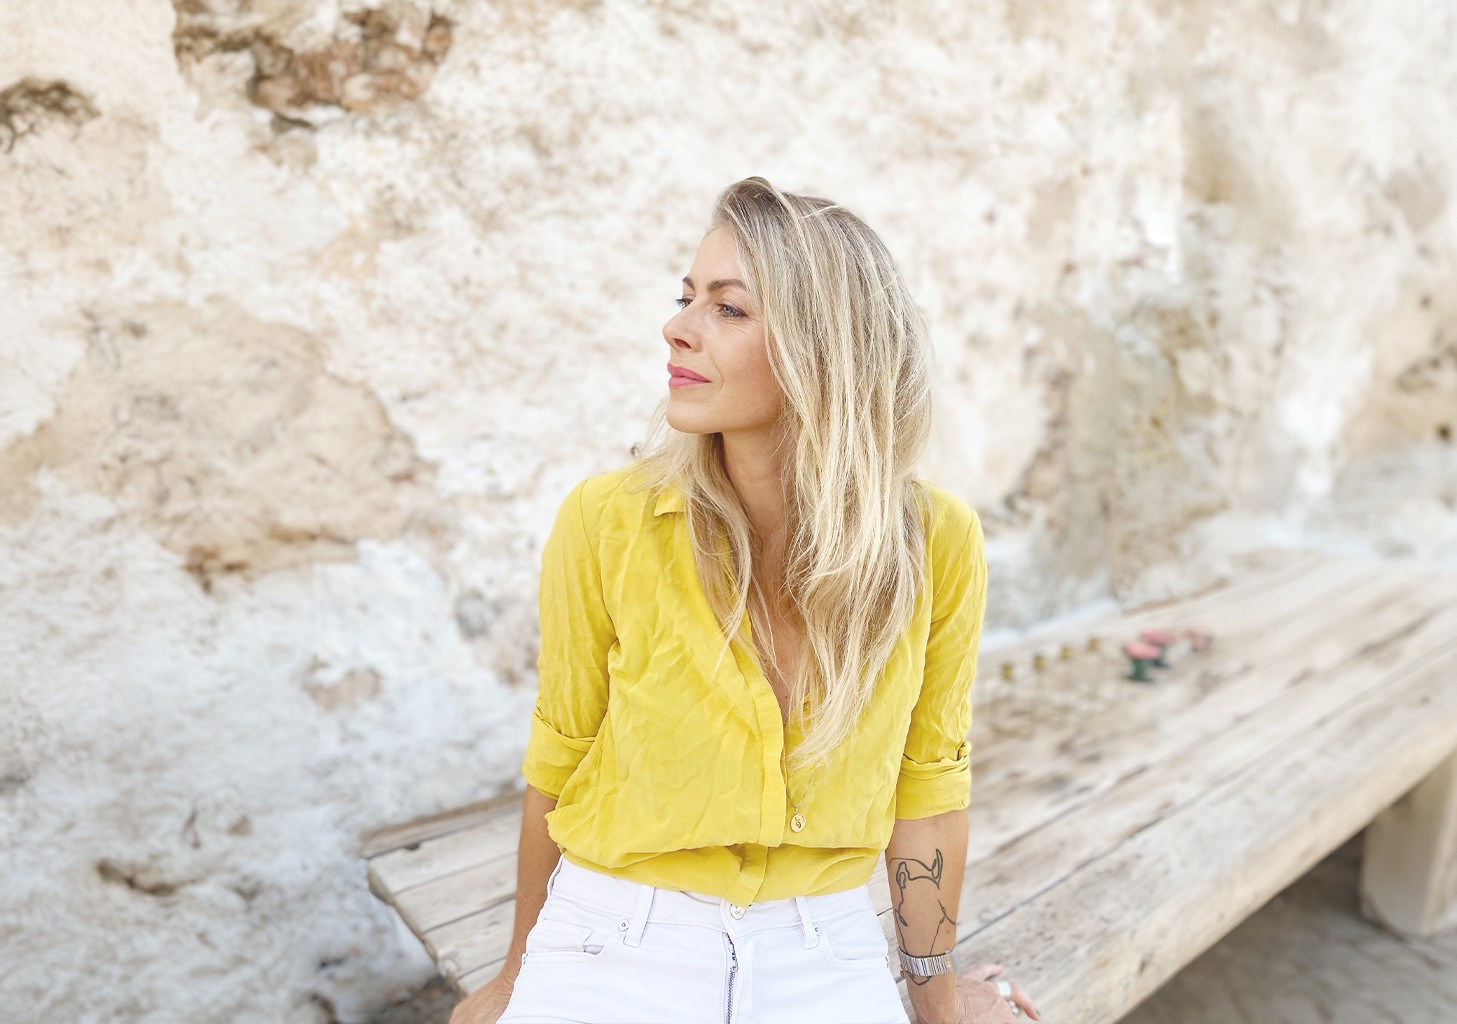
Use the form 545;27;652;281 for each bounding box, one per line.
1031;652;1054;727
1139;628;1177;667
1084;635;1123;709
1057;642;1090;715
1124;640;1162;683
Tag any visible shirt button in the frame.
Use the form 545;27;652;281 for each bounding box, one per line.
729;904;745;919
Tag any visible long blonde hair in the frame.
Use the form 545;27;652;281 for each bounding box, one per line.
629;176;935;776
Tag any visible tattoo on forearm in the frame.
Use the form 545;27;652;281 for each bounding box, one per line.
887;848;956;986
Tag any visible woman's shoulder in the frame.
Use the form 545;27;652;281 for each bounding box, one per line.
563;461;667;528
914;479;983;558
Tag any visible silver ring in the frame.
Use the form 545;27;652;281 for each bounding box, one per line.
996;980;1012;998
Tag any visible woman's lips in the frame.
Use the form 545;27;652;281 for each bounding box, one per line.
668;362;710;388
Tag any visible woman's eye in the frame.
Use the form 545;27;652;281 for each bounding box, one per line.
673;297;744;318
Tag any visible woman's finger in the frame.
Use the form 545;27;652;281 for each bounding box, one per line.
963;961;1004;982
1010;981;1040;1021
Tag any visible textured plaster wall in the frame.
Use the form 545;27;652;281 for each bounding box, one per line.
1;0;1454;1020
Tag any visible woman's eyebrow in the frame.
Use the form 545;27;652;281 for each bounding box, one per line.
681;276;747;292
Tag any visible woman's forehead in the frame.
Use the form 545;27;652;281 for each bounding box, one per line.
686;231;745;287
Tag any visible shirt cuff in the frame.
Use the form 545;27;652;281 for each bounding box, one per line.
521;705;598;800
894;742;972;819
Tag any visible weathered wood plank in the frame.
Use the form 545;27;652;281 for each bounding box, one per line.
952;582;1457;939
969;552;1381;762
956;636;1457;1023
971;548;1341;702
367;802;520;900
963;559;1404;806
361;789;520;860
428;901;518;988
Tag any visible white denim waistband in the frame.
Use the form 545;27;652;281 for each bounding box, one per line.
545;855;877;949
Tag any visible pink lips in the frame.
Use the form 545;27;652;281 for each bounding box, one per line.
668;362;710;387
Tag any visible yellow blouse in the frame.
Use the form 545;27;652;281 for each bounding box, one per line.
521;463;988;907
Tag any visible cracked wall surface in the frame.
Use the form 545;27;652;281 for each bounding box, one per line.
0;300;430;588
1;0;1455;1021
0;77;100;152
173;0;454;126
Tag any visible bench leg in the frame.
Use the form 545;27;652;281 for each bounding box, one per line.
1359;747;1457;938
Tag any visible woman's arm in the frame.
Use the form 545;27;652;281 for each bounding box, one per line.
500;783;562;981
884;807;969;1024
451;785;561;1023
506;478;614;973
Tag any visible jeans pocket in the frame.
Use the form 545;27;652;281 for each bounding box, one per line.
817;909;893;970
523;898;626;962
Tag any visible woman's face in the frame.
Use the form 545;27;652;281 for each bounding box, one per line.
663;226;782;438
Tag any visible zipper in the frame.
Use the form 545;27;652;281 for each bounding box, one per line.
723;932;739;1023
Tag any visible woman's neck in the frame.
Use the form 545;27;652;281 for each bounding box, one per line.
721;425;790;545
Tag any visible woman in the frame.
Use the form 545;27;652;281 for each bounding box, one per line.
453;177;1040;1024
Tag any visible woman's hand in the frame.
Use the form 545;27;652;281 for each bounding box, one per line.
914;962;1041;1024
448;972;515;1024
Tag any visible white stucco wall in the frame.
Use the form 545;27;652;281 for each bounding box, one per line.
1;1;1454;1020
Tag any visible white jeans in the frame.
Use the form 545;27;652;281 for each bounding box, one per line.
499;856;912;1024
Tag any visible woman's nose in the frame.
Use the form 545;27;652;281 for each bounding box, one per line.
663;311;698;349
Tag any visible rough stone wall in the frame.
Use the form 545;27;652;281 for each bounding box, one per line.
1;1;1453;1020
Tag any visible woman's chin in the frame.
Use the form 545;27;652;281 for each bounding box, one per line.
665;409;716;435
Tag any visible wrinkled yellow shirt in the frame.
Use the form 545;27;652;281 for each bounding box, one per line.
521;463;988;907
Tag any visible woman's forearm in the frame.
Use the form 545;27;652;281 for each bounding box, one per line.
501;783;563;981
883;807;969;1023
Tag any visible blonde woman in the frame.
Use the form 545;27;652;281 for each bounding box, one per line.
452;177;1040;1024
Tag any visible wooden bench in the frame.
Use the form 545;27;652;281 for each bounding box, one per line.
362;546;1457;1021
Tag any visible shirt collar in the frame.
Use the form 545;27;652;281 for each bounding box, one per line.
653;483;685;516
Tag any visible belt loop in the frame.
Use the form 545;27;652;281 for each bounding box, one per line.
623;879;655;946
794;895;818;948
546;857;564;897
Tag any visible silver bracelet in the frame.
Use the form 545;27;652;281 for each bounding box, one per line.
897;947;956;977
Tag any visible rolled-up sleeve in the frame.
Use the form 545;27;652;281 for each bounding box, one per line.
895;507;988;819
521;478;616;800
